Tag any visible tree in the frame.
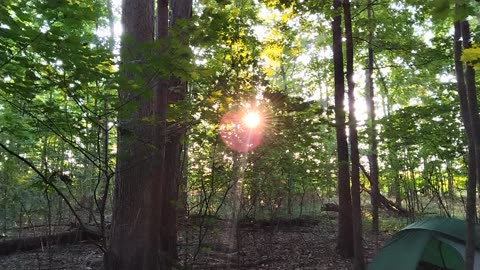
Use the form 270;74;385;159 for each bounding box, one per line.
162;0;192;261
105;0;163;268
453;2;479;266
343;0;364;268
365;0;380;234
332;0;353;258
5;0;480;268
106;0;192;267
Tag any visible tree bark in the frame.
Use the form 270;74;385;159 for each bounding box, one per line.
453;17;476;270
343;0;364;268
105;0;167;268
461;21;480;201
366;0;380;235
332;0;353;258
148;0;177;268
458;18;480;270
160;0;192;262
106;0;192;267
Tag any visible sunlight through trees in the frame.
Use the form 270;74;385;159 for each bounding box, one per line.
0;0;479;269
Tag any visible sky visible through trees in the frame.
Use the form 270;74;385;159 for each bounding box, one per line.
1;0;480;269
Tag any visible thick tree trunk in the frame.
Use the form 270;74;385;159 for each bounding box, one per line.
366;0;380;234
453;18;476;270
171;0;192;27
107;0;192;267
105;0;168;268
332;0;353;258
343;0;364;268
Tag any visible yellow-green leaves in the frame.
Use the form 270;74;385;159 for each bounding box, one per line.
66;0;82;5
461;46;480;70
261;42;284;76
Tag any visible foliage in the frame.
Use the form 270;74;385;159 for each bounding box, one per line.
0;0;116;233
462;47;480;70
0;0;477;258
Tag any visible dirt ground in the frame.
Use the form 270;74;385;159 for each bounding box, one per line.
0;214;390;269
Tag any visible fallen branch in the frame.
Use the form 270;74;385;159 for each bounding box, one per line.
359;164;408;217
361;187;408;217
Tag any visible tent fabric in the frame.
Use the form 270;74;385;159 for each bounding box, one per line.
402;218;480;249
436;236;480;269
368;229;432;270
420;236;464;269
368;217;480;270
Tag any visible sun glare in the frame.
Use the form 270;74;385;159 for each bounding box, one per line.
243;111;261;128
219;108;265;153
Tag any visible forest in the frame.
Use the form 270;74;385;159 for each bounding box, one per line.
1;0;480;269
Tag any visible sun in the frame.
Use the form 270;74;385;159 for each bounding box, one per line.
219;109;265;153
242;111;261;128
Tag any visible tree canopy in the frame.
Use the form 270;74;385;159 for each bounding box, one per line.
0;0;479;269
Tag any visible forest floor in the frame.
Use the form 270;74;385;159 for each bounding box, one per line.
0;213;393;269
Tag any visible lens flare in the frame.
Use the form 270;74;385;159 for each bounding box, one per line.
219;110;264;153
243;111;261;128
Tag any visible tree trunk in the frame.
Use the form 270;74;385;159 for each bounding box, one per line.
453;17;476;270
343;0;364;268
461;21;480;201
366;0;380;234
152;0;174;267
332;0;353;258
161;0;192;262
459;18;480;270
106;0;192;267
105;0;167;268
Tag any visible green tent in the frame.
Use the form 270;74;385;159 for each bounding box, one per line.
368;218;480;270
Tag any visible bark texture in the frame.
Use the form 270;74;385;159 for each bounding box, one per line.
106;0;168;268
453;17;477;270
332;0;353;258
161;0;192;262
107;0;193;266
343;0;364;268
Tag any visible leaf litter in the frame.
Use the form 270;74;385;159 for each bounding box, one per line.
0;214;390;269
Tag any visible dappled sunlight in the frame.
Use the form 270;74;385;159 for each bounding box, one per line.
1;0;475;268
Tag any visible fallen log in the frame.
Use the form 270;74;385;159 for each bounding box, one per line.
0;226;102;256
322;203;339;212
359;164;409;217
